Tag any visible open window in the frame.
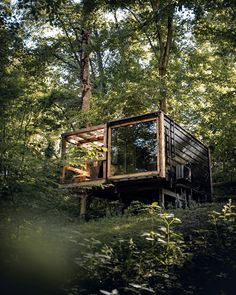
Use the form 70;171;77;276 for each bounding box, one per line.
60;125;106;184
107;118;160;179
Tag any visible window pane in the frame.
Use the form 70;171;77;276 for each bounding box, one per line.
111;120;157;176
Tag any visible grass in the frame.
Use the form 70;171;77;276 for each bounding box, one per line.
0;201;229;295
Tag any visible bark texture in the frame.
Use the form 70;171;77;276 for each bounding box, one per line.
80;29;91;112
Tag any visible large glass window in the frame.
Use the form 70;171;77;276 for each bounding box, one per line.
110;120;157;176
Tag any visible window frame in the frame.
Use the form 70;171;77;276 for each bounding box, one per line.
107;116;162;179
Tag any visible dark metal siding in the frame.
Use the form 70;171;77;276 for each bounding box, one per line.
164;115;211;200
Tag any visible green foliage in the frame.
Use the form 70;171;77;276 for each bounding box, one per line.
66;143;107;169
76;203;187;294
1;200;236;294
0;0;236;292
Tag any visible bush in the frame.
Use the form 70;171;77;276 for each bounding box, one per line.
75;203;188;294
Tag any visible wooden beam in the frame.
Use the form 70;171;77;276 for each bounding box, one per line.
62;124;105;138
66;136;104;145
109;171;159;180
162;188;177;198
64;166;89;177
59;179;106;188
108;111;160;127
159;111;166;178
110;117;156;129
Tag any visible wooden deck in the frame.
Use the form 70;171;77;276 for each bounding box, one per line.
59;179;106;189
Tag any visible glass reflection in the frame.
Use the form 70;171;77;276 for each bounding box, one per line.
111;121;157;176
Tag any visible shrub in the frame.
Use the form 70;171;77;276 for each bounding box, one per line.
76;203;188;294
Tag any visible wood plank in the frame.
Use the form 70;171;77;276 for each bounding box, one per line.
62;124;105;138
162;188;177;198
108;111;160;127
64;166;90;177
109;171;159;180
110;117;156;129
67;136;104;145
59;179;106;188
159;111;166;178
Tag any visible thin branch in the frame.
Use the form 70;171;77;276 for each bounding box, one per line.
126;7;159;61
54;103;75;131
53;53;78;69
56;12;81;66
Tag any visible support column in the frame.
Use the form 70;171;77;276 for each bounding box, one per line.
80;193;87;218
159;188;165;208
159;112;166;178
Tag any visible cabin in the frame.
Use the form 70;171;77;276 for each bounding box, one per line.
60;111;212;213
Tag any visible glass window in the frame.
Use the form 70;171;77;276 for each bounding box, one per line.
110;120;157;176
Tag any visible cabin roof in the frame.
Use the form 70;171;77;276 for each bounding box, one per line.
62;124;105;148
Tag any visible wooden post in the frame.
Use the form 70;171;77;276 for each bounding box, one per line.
107;126;112;178
80;193;87;218
159;112;166;178
159;188;165;208
156;118;159;173
60;136;67;184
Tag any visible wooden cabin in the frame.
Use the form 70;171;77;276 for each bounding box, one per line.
60;112;212;209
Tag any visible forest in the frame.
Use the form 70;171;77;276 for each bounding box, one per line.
0;0;236;294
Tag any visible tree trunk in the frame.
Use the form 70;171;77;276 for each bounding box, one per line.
151;0;174;113
80;29;91;112
94;29;107;93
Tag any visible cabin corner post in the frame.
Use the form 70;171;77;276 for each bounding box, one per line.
60;135;67;184
107;125;112;178
159;111;166;178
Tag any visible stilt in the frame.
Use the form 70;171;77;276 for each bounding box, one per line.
159;188;165;208
80;193;87;219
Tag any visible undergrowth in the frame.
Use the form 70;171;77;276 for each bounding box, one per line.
0;200;235;295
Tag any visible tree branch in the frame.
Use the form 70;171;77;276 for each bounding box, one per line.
56;12;81;66
126;7;159;61
53;53;78;69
